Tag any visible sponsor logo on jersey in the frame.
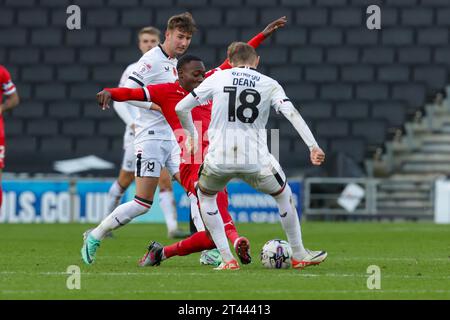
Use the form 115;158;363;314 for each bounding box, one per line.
138;63;152;75
132;71;144;80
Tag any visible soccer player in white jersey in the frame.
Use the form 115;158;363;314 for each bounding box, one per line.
81;13;197;265
176;42;327;270
107;26;188;239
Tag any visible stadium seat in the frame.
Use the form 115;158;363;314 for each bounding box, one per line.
75;137;109;154
3;0;449;177
47;102;82;118
4;118;23;136
27;119;59;136
40;137;73;155
62;120;96;136
335;101;370;119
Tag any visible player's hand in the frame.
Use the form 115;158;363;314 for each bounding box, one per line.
150;103;162;113
0;104;3;116
185;134;198;155
96;90;111;110
130;123;136;134
261;16;287;38
310;146;325;166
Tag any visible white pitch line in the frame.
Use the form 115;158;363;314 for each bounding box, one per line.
332;257;450;262
1;271;449;280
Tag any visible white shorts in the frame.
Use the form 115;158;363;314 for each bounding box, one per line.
199;153;286;195
121;126;135;172
134;139;180;178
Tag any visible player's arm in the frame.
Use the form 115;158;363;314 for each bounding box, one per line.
214;16;287;72
0;70;20;114
0;91;19;114
96;86;152;109
113;67;139;127
122;56;162;112
175;93;199;152
272;85;325;166
96;84;162;111
123;77;161;112
113;101;134;126
176;74;215;146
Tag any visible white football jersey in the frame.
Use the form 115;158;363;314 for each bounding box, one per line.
191;66;290;173
127;45;178;143
115;62;140;125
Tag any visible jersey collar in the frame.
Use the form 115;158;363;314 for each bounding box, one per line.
237;66;257;71
159;44;174;60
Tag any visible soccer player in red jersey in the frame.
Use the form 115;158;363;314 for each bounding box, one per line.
96;17;287;268
0;65;20;208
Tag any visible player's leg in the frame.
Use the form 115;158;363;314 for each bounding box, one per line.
215;189;252;264
138;230;216;266
0;130;5;208
81;143;162;264
162;140;190;238
252;156;327;269
106;142;135;215
197;165;239;269
0;170;3;209
159;168;186;238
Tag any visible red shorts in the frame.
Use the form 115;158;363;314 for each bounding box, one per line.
0;118;5;169
180;162;232;225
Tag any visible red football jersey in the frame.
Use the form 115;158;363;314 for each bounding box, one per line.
0;65;16;105
0;65;16;169
145;81;212;164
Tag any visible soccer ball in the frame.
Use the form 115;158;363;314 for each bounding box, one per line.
260;239;292;269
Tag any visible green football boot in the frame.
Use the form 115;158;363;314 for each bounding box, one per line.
199;249;223;267
81;232;101;265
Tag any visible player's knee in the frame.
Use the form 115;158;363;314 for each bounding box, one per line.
198;184;217;198
272;183;292;200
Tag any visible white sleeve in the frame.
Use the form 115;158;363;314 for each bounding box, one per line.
175;93;199;141
113;101;135;126
190;73;215;104
176;76;215;138
271;84;319;151
127;55;159;87
113;65;138;126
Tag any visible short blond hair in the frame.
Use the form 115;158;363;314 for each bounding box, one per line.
138;26;161;39
227;42;258;65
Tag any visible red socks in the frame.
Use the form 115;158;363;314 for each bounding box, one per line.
163;231;215;258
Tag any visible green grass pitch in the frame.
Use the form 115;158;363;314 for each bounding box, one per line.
0;222;449;300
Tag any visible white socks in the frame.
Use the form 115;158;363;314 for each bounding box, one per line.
197;189;234;262
189;192;205;232
159;190;179;233
106;180;125;215
91;196;152;240
273;184;307;260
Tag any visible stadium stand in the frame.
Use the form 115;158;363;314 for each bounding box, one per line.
2;0;450;177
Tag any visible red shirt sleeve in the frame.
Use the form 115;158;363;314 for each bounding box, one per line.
0;65;16;95
146;83;169;106
105;87;145;101
214;32;266;72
